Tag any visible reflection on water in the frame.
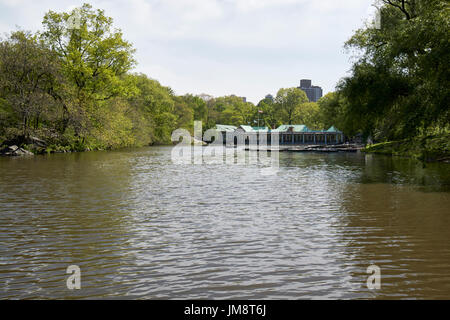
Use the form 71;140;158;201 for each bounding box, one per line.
0;147;449;299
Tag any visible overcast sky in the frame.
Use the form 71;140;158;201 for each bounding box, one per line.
0;0;376;103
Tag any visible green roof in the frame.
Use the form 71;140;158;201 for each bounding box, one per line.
238;125;253;132
273;125;311;133
215;124;342;134
252;126;269;132
327;126;341;133
236;126;270;133
215;124;237;132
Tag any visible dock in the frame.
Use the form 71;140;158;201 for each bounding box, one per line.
242;144;363;153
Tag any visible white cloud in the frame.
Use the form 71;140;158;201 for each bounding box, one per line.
231;0;301;12
0;0;27;7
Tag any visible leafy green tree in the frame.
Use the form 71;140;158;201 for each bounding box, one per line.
275;88;309;124
318;92;340;128
256;98;278;129
209;95;255;127
181;94;207;123
126;73;176;144
293;102;323;130
173;97;194;131
339;0;449;141
41;4;136;100
41;3;136;139
0;31;62;138
317;92;360;136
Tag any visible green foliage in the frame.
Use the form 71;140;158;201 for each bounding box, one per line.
41;4;136;101
227;97;254;126
338;0;449;142
126;73;178;144
275;88;309;125
200;95;256;129
40;3;137;141
181;94;207;123
255;99;279;129
0;31;62;138
0;4;188;150
363;131;450;162
293;102;322;130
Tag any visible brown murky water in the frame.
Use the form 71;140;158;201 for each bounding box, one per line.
0;147;449;299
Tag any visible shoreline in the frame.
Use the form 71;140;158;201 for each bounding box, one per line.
362;134;450;164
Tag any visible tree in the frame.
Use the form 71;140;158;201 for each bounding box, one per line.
275;88;309;124
41;4;136;138
207;95;255;127
317;92;359;136
318;92;339;128
126;73;176;144
181;94;207;123
0;31;62;138
293;102;323;130
339;0;449;141
173;97;194;131
256;98;278;129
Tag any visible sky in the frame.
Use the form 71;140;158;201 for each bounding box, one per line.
0;0;377;103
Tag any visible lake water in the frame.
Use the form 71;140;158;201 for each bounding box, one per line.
0;146;449;299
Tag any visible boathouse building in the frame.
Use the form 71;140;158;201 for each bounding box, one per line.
211;124;344;145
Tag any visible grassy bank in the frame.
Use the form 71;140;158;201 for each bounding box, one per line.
362;133;450;163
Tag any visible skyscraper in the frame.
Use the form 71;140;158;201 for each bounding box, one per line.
298;79;323;102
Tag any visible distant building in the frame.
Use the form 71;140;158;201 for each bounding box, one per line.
264;94;274;102
230;94;247;103
298;79;323;102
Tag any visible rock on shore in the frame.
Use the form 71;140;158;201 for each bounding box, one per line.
0;145;34;157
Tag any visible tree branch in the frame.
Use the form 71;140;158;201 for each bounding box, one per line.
382;0;411;20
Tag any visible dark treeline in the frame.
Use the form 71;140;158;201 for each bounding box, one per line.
0;1;448;155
